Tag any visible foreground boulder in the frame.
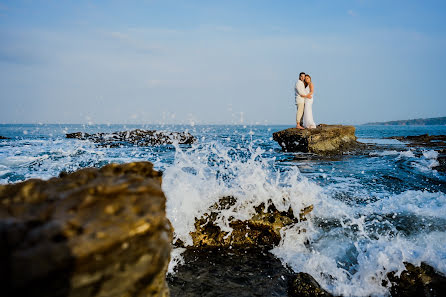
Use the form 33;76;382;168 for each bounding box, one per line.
186;196;313;249
273;124;358;155
66;129;196;147
0;162;172;297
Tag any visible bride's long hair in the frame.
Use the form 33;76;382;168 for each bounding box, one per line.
304;74;311;87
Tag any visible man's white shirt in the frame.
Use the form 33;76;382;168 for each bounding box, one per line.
295;80;307;105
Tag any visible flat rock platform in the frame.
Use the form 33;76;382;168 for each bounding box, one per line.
272;124;358;155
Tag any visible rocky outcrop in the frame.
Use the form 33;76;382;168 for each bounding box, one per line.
0;162;172;297
185;196;313;249
387;134;446;147
273;124;359;155
0;135;9;139
387;262;446;297
66;129;196;147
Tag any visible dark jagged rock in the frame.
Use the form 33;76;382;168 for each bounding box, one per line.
0;135;9;139
387;134;446;147
436;149;446;172
188;196;313;249
66;129;196;147
387;262;446;297
288;273;333;297
0;162;172;297
273;124;359;155
168;247;294;297
168;248;335;297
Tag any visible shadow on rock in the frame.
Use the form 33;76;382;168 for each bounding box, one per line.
168;247;294;297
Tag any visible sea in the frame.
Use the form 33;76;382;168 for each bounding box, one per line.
1;124;445;296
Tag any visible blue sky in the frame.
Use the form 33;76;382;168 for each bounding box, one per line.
0;0;445;124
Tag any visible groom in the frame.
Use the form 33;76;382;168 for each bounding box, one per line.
295;72;307;129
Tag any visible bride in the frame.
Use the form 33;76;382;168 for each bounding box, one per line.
301;74;316;129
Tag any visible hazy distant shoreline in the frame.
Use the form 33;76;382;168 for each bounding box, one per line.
364;116;446;126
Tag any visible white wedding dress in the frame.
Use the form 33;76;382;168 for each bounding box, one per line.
303;85;316;129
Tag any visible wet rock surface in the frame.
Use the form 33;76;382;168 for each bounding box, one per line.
187;196;313;249
167;247;294;297
0;135;9;139
66;129;196;147
273;124;359;155
0;162;172;297
387;262;446;297
169;198;319;297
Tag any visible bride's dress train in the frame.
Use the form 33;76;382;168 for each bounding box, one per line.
303;98;316;128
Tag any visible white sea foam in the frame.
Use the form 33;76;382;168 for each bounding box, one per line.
162;141;320;246
0;155;48;167
358;138;404;145
412;149;440;173
398;150;415;158
0;136;165;183
2;126;445;296
0;164;10;177
168;247;186;275
163;141;446;296
272;189;446;296
370;150;399;156
370;149;440;175
367;190;446;218
273;228;446;296
369;149;415;158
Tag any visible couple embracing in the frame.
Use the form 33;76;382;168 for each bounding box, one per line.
295;72;316;129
